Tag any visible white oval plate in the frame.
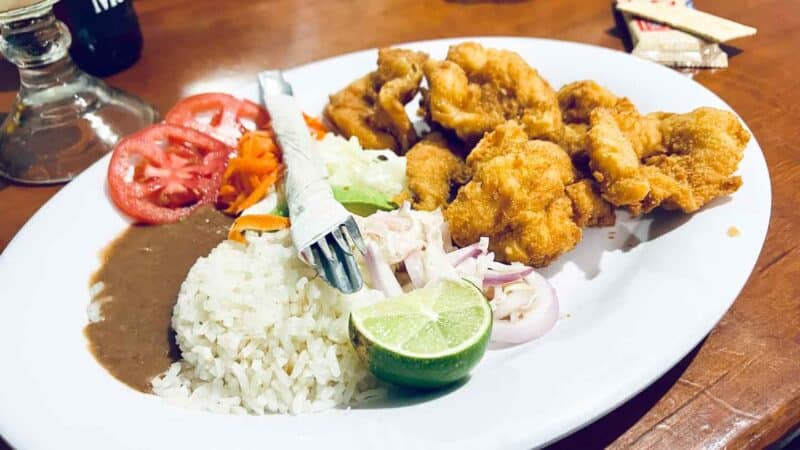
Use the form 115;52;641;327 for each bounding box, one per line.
0;37;770;450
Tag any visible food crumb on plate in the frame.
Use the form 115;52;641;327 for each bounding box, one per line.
727;226;741;237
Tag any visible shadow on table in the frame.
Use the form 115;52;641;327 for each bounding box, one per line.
768;427;800;450
545;341;704;449
606;25;632;52
0;58;19;93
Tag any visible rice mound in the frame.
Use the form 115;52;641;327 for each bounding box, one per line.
151;230;385;414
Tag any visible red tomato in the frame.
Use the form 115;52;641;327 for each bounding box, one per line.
164;93;269;147
107;124;232;224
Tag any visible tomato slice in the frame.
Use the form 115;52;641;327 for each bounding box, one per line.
107;124;232;224
164;93;269;147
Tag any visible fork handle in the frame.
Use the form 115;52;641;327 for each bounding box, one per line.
263;93;351;251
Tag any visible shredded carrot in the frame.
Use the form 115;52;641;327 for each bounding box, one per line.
303;113;328;140
227;158;278;175
228;214;290;243
218;130;284;215
219;184;236;196
238;171;280;212
218;115;327;216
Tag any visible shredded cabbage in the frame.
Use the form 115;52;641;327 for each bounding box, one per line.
242;133;405;218
317;134;406;201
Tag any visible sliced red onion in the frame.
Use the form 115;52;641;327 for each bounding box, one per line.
404;250;426;289
447;246;481;266
456;257;479;278
366;213;410;233
447;237;489;266
388;240;426;265
492;288;532;319
364;242;403;298
487;260;530;273
490;271;559;344
383;215;412;232
483;267;534;287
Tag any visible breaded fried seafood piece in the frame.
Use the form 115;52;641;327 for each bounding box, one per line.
422;42;563;143
465;120;530;169
325;48;428;153
565;179;616;227
445;122;582;267
637;107;749;214
558;80;663;160
587;107;749;215
405;133;472;211
558;80;620;124
561;123;590;162
587;108;652;207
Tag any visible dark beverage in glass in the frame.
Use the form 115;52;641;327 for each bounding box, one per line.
54;0;143;76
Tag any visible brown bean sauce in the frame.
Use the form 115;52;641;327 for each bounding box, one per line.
85;207;232;392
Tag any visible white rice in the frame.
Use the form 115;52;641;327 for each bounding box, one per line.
151;229;386;414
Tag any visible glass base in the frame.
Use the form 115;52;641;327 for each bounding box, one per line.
0;78;158;184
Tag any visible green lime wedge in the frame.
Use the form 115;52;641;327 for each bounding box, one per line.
349;279;492;389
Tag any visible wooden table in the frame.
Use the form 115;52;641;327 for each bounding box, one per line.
1;0;798;448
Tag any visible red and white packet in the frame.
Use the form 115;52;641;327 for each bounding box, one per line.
617;0;727;68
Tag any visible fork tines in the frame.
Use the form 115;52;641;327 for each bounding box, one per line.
308;217;366;294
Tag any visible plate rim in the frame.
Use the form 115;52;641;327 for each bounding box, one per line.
0;36;772;450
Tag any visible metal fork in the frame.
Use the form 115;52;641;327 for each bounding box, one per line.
306;217;367;293
258;70;366;293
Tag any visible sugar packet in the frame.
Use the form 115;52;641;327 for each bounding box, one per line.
616;0;727;69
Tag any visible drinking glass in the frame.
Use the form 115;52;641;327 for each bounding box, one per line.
0;0;158;184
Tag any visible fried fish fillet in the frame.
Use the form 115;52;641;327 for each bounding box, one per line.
465;119;530;169
325;48;428;153
558;80;619;124
422;42;563;144
557;80;663;160
445;122;586;267
561;123;590;161
565;179;616;227
405;133;472;211
587;108;652;207
638;107;749;214
587;107;749;215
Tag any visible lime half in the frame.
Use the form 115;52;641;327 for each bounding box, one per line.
349;279;492;389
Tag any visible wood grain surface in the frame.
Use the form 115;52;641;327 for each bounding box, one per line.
1;0;798;448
